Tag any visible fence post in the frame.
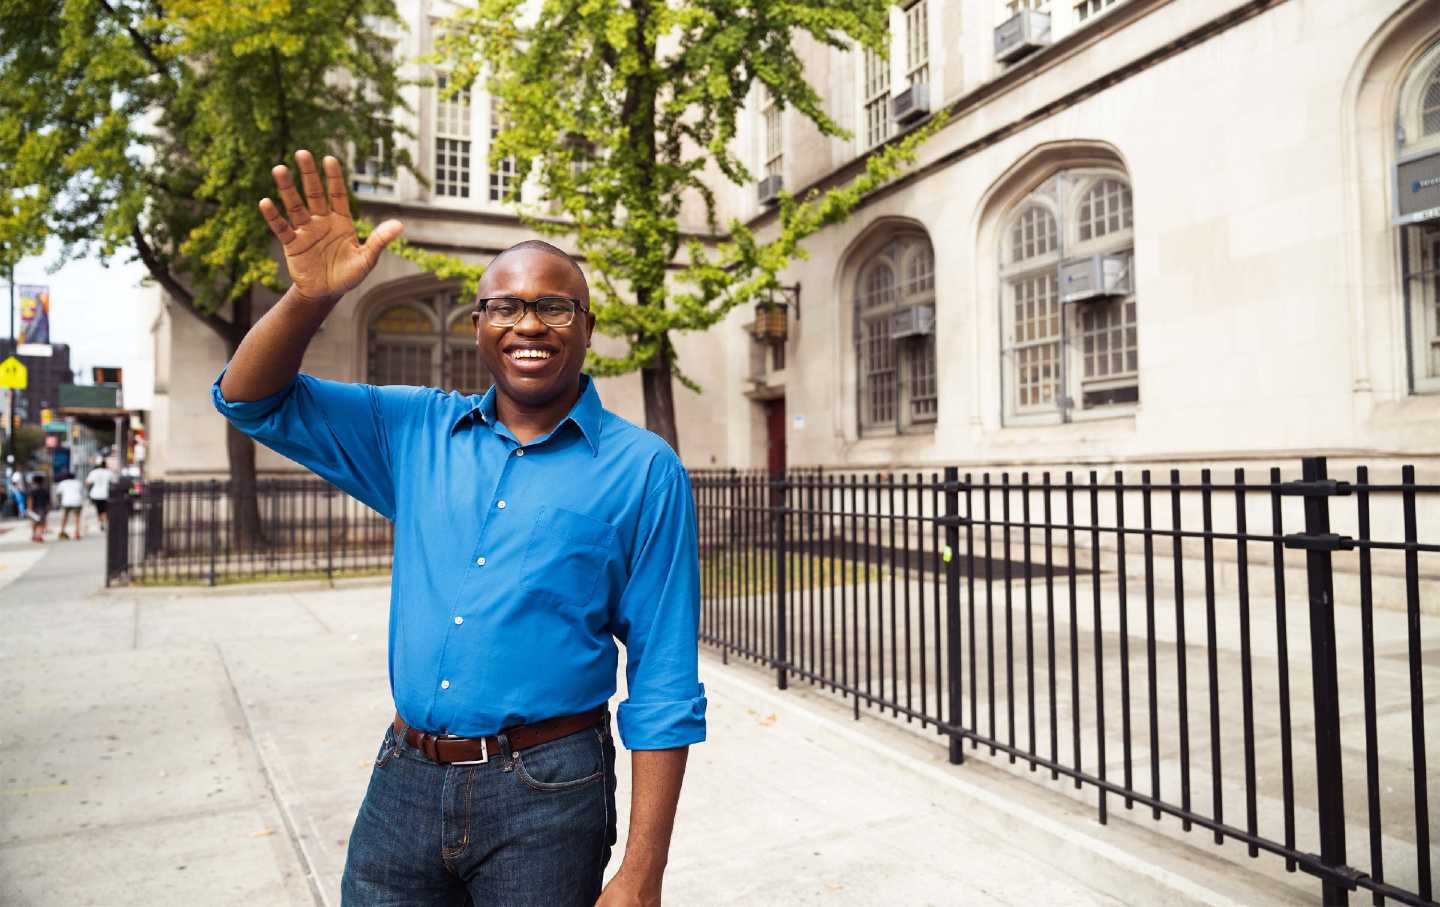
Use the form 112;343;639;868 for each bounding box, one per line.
1299;456;1349;905
326;486;335;584
208;479;219;588
944;466;964;765
105;487;130;587
772;470;788;691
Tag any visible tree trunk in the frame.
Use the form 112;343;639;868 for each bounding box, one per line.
223;289;264;549
641;340;679;451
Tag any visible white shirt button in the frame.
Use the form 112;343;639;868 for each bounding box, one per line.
440;679;451;690
454;616;464;625
476;557;486;567
515;449;525;457
497;500;507;509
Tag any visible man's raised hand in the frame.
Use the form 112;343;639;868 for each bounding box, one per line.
259;150;404;304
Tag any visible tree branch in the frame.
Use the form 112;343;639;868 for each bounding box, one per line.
130;226;237;343
95;0;172;84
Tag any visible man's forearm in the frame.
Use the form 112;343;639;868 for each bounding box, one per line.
617;747;689;884
218;285;340;402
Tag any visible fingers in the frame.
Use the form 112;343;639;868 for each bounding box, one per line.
362;218;405;267
295;150;330;217
323;155;352;220
272;164;309;225
258;198;296;246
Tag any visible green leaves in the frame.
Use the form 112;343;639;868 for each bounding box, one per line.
422;0;939;401
0;0;412;323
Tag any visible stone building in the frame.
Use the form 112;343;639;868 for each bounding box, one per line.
147;0;1440;479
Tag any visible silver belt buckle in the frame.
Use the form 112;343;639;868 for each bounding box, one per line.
447;736;489;765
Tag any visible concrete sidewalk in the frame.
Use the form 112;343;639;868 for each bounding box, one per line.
0;522;1311;906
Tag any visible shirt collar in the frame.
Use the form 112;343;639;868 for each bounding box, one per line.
451;374;603;456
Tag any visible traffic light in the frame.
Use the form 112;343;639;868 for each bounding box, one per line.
40;408;52;425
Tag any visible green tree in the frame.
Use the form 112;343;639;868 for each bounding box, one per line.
0;0;411;538
419;0;945;449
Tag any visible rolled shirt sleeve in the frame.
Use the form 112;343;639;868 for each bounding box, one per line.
211;369;411;521
611;464;708;750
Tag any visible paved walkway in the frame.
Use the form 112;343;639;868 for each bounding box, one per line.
0;518;1312;905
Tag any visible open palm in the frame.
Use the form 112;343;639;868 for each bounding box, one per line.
259;150;403;303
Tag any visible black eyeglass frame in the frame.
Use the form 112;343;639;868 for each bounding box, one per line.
473;295;589;328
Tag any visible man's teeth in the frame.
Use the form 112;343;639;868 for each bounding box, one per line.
510;349;553;360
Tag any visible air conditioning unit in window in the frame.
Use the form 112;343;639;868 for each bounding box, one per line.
890;304;935;339
995;11;1051;64
1059;254;1132;303
757;174;784;207
1394;147;1440;226
891;84;930;127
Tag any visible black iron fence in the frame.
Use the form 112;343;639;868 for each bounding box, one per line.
693;458;1437;906
105;478;392;586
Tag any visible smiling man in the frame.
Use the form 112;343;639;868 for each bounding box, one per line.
213;151;706;906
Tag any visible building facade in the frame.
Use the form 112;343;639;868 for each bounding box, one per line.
148;0;1440;480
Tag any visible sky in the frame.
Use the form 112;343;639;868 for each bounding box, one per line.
2;239;153;386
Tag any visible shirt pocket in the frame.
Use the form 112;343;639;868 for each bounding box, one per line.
522;505;617;613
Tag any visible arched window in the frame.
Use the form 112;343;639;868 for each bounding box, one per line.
366;290;492;393
1423;64;1440;137
1000;169;1137;421
854;234;937;434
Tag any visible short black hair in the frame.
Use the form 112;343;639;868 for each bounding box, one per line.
480;239;589;306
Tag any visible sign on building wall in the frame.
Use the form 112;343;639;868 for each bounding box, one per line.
1395;148;1440;226
17;285;50;344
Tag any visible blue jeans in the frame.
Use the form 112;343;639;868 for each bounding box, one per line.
341;709;618;906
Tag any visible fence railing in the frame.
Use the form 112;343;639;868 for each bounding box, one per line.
105;478;393;586
694;458;1437;906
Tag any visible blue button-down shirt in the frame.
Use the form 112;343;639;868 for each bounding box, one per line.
212;371;706;750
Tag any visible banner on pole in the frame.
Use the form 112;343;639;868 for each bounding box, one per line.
17;285;50;344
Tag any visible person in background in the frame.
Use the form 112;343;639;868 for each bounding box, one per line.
26;474;50;543
54;471;84;540
85;459;116;531
7;466;24;519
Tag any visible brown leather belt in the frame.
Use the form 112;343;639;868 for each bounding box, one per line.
393;707;605;765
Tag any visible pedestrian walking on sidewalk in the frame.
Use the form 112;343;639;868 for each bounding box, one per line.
26;474;50;543
7;466;25;518
84;460;115;531
54;471;84;539
213;151;706;907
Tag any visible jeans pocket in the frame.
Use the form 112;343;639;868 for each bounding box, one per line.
374;724;400;769
513;727;605;792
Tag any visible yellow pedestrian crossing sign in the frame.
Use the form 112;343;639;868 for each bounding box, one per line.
0;356;26;390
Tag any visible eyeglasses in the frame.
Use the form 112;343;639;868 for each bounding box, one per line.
475;295;586;328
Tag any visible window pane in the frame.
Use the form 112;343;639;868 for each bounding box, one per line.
1079;179;1132;241
1010;272;1060;411
1423;66;1440;136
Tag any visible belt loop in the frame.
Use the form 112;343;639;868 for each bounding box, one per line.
497;731;516;773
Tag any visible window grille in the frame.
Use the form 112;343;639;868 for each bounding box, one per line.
854;235;938;434
1010;205;1057;261
368;296;491;392
1011;273;1061;410
434;75;472;198
1075;0;1119;22
1006;0;1050;12
904;1;930;88
1078;178;1133;241
1423;65;1440;136
352;129;396;197
862;45;891;149
863;319;898;426
1002;170;1137;419
488;96;518;202
762;88;783;178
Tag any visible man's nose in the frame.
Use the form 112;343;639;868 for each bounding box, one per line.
513;305;550;334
